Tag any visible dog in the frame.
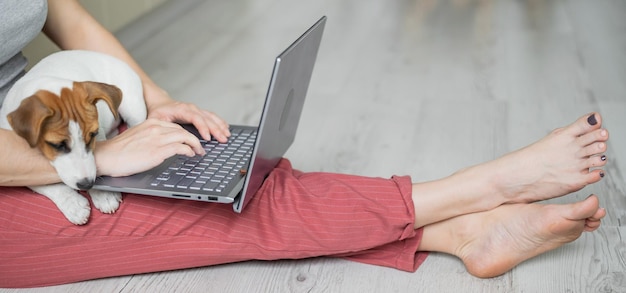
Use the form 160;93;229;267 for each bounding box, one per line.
0;50;147;225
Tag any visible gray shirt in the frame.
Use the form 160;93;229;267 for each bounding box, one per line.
0;0;48;107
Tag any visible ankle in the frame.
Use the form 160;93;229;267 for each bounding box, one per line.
451;164;504;209
418;213;476;256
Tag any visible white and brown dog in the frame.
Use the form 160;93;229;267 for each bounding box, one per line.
0;50;147;225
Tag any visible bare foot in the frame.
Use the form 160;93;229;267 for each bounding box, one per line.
420;195;606;278
412;113;609;227
494;113;608;203
471;112;609;204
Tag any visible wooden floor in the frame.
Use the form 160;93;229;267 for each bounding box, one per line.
4;0;625;292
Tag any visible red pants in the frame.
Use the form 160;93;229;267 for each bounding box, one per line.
0;159;427;288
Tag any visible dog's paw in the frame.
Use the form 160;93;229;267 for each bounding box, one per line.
58;194;91;225
31;184;91;225
89;190;122;214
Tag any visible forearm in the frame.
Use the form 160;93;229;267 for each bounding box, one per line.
0;129;59;186
0;128;134;186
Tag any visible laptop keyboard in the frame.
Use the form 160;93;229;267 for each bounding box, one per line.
149;128;256;194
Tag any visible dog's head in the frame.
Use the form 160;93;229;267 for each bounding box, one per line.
8;81;122;190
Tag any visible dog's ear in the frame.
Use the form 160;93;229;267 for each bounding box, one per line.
7;91;56;147
76;81;123;119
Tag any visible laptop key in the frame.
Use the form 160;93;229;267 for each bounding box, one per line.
202;180;219;191
176;176;196;189
163;173;185;188
189;182;204;190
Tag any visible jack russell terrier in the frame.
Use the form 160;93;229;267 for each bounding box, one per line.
0;50;147;225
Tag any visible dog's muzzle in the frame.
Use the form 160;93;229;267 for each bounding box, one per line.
76;178;95;190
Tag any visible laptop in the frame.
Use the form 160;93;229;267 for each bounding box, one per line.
94;16;326;213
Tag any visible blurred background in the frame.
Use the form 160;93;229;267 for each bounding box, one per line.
23;0;168;66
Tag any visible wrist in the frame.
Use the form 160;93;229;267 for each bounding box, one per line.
143;82;172;110
94;140;115;176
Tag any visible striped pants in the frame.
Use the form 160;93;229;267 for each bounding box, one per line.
0;159;427;288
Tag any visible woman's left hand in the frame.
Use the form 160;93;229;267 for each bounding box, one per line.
144;87;231;143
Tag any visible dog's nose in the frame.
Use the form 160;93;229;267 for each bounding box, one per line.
76;179;94;190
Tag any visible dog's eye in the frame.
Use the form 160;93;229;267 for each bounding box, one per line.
46;141;70;153
86;131;98;146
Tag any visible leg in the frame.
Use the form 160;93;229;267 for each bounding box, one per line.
417;195;606;278
0;160;424;288
411;112;608;227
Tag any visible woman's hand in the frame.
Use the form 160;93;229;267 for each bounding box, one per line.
95;119;205;177
148;99;231;143
96;76;232;177
143;85;231;143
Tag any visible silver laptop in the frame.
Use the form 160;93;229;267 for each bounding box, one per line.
94;16;326;213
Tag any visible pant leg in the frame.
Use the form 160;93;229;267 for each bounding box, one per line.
0;159;427;288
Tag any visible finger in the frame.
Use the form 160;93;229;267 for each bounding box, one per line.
161;142;196;158
167;128;205;155
204;113;231;141
147;102;231;143
143;122;205;155
190;111;231;143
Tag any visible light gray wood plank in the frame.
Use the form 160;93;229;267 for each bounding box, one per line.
514;226;626;292
0;277;132;293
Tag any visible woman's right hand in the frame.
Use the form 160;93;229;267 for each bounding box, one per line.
95;118;206;177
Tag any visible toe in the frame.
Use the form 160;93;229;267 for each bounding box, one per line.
589;207;607;222
564;194;600;221
567;113;602;136
577;128;609;146
584;221;601;232
585;155;608;168
577;142;607;158
584;208;606;231
582;169;605;184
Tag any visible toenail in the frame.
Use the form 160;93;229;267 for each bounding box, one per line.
600;171;605;178
601;155;606;161
587;114;598;126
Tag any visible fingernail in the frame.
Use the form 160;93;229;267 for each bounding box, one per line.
601;155;606;161
587;114;597;126
600;171;605;178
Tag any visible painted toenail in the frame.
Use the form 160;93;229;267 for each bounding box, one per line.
600;171;605;178
587;114;598;125
601;155;606;161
